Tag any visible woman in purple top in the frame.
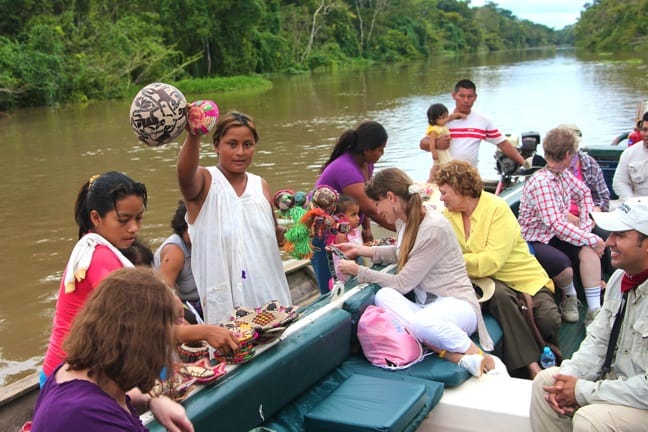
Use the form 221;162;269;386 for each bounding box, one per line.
31;267;193;432
312;120;395;293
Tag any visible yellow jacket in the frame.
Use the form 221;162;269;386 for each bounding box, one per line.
444;191;554;295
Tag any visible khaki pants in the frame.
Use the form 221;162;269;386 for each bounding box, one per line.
530;367;648;431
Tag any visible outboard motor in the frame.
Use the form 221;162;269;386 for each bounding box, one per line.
495;131;543;177
493;131;545;195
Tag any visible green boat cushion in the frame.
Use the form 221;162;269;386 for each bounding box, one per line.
304;374;426;432
260;368;443;432
148;308;353;432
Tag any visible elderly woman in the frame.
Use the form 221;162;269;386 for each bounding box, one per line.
518;127;606;326
435;161;561;378
335;167;506;377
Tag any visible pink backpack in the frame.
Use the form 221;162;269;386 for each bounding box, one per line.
357;305;424;370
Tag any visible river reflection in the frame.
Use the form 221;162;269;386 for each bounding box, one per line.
0;49;645;385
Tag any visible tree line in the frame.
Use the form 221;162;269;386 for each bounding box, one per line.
1;0;642;110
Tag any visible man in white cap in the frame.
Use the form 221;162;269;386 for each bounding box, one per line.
530;197;648;431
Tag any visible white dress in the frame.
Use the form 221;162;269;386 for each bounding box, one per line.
188;167;291;324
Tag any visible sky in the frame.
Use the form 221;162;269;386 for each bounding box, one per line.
469;0;586;30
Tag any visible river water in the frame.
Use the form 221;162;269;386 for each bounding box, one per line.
0;49;645;386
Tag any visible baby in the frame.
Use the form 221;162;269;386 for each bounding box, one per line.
425;102;465;182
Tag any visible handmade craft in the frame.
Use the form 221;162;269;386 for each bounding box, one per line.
187;99;219;136
177;358;227;384
231;300;299;344
177;340;210;363
129;82;188;146
149;373;196;402
213;322;258;364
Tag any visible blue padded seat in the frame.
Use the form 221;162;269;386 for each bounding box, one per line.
304;374;427;432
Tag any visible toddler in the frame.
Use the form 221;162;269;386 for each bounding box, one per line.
332;195;363;284
425;103;465;182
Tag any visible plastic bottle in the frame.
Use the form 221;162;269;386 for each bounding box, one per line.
539;346;556;369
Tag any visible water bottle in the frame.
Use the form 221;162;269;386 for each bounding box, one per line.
539;346;556;369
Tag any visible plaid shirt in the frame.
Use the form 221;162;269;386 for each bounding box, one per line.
518;168;599;247
570;151;610;211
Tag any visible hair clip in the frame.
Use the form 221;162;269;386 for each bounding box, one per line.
88;174;100;190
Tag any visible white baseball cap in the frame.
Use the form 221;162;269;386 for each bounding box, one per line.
591;198;648;236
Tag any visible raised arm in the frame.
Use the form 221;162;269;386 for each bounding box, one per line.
496;138;525;166
261;177;285;246
176;132;210;222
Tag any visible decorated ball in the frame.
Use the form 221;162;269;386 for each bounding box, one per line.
129;82;188;146
187;100;219;136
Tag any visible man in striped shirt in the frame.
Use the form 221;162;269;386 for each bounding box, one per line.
420;79;525;169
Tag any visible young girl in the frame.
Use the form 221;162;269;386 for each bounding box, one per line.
332;195;363;283
177;110;291;324
41;172;148;384
335;168;507;377
425;103;465;182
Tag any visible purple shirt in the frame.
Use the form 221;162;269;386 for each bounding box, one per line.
32;364;147;432
315;152;373;193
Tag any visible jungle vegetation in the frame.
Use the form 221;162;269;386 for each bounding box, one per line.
0;0;644;110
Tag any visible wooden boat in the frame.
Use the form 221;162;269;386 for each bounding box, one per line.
0;259;319;432
0;142;626;432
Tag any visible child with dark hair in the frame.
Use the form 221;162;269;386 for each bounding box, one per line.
154;200;202;324
332;195;363;283
425;103;465;182
121;238;154;266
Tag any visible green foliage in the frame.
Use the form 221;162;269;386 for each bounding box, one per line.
1;0;568;109
172;76;273;95
575;0;648;52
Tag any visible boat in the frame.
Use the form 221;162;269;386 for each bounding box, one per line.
0;259;319;432
0;140;626;432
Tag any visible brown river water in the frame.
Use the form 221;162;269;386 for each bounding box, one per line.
1;49;646;386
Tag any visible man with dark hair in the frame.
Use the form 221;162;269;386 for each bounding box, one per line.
613;111;648;200
420;78;524;169
530;197;648;431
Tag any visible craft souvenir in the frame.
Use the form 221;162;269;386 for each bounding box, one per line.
129;82;188;146
177;340;209;363
177;358;227;384
187;99;219;136
149;373;196;402
231;301;299;344
213;322;258;364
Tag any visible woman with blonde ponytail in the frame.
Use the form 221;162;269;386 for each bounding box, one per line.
335;167;506;377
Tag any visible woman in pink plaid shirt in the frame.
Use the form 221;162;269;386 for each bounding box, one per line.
518;128;606;326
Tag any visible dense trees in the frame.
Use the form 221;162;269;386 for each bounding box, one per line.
0;0;575;110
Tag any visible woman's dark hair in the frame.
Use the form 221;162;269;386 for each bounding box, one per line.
74;172;148;239
212;111;258;145
427;103;449;125
171;200;188;236
64;267;177;393
320;120;387;172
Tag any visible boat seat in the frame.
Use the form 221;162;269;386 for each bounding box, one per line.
260;368;443;432
304;374;427;432
148;308;353;432
341;285;504;388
